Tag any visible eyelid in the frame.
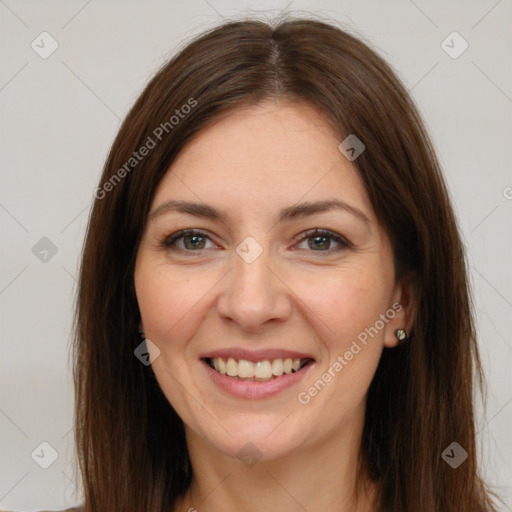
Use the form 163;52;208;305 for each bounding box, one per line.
161;227;352;254
161;228;217;249
292;228;352;252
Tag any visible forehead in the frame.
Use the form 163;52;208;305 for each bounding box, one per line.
151;99;375;224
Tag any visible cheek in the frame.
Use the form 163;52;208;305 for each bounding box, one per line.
135;261;206;343
296;270;388;423
297;264;390;341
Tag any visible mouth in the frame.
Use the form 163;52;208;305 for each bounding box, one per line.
203;356;315;383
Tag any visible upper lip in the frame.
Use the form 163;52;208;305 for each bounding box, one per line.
200;348;315;363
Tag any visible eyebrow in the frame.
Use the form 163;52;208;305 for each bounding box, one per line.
148;198;371;224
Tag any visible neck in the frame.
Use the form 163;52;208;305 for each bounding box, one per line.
173;408;379;512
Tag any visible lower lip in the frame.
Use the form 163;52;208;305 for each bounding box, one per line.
201;359;314;399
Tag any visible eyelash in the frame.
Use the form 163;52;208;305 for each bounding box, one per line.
160;228;351;255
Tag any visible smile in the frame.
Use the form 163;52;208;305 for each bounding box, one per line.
205;356;313;382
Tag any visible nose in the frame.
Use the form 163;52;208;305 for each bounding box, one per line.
216;244;292;333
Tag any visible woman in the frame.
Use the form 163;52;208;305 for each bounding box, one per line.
68;15;498;512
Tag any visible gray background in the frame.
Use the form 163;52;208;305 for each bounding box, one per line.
1;0;511;510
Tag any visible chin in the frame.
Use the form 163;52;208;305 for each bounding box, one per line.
198;425;306;464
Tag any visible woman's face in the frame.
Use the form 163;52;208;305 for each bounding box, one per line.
135;99;409;462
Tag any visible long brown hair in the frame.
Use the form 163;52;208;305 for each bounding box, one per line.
73;14;497;511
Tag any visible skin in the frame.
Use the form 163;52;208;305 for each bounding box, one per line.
134;99;414;512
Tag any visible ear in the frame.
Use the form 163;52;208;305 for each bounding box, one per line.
383;275;416;348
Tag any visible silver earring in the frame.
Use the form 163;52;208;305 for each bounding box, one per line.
138;328;145;339
395;329;408;342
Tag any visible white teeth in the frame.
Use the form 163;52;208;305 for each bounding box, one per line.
254;360;272;379
271;358;284;376
226;357;238;377
209;357;310;381
238;359;254;378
